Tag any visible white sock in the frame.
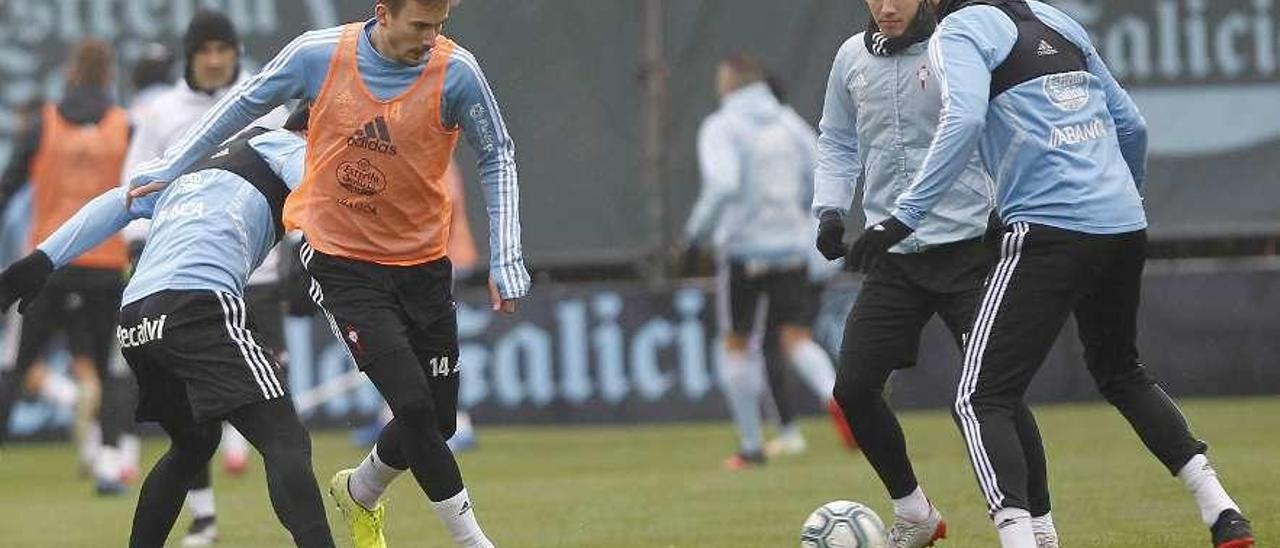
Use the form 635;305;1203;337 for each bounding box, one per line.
1178;454;1239;526
430;488;493;548
221;424;249;460
1031;512;1056;536
786;339;836;399
718;347;764;454
349;446;404;510
120;434;142;470
993;508;1036;548
93;446;120;483
39;373;78;408
187;487;217;520
79;422;102;467
455;411;474;437
892;486;932;523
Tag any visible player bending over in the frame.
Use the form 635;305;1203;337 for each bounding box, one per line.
0;110;335;548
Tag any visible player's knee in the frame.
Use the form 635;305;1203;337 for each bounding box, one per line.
1093;362;1156;402
170;423;220;463
723;334;750;352
834;352;889;405
390;398;444;440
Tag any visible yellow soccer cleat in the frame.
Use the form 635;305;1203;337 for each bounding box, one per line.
328;469;388;548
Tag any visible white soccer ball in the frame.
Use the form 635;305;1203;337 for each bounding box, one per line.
799;500;888;548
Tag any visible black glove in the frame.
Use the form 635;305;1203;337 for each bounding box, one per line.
847;216;913;273
816;210;847;261
0;250;54;313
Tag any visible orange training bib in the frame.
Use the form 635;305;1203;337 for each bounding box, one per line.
29;103;129;269
284;23;461;265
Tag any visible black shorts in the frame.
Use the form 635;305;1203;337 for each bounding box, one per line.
118;290;288;424
12;266;123;373
298;243;459;371
719;261;810;335
245;283;285;356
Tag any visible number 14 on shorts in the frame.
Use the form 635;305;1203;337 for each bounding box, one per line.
430;356;460;377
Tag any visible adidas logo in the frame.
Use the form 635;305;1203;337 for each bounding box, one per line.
458;500;472;515
211;148;230;159
1036;40;1059;56
346;116;398;156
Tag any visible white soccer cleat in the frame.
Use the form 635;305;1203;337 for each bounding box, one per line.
181;517;218;546
887;506;947;548
764;430;807;457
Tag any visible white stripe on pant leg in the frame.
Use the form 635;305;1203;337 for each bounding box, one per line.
956;223;1029;512
225;293;283;398
300;245;359;366
228;295;285;397
216;292;272;399
960;223;1029;511
955;226;1022;507
954;230;1018;510
224;294;280;398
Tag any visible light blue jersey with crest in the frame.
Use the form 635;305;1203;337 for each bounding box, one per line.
37;129;307;306
892;1;1149;235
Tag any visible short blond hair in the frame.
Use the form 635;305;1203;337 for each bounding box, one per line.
378;0;450;15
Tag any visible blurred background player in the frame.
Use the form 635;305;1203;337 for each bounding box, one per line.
755;74;854;458
813;0;1058;546
855;0;1255;546
683;53;844;470
123;0;530;545
0;109;335;548
0;39;134;495
119;10;291;545
127;43;176;118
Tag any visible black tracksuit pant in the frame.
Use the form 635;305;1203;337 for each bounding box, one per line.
957;223;1205;515
833;238;1052;516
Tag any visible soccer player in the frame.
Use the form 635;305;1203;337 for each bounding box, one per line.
0;110;334;547
685;53;844;470
847;1;1255;546
125;1;528;546
0;39;135;494
121;11;292;542
814;1;1057;546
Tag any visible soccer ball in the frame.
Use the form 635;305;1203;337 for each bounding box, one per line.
800;500;888;548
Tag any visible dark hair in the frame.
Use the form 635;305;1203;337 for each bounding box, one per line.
764;74;787;103
132;42;175;91
66;39;114;89
378;0;450;15
720;51;764;88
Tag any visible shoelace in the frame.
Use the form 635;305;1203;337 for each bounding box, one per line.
888;521;927;548
1034;531;1060;548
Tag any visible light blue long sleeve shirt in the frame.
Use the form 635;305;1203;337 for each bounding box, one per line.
814;34;992;254
40;130;307;305
685;83;817;265
892;1;1148;235
127;20;530;299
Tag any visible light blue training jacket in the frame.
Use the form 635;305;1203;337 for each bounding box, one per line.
40;130;306;306
815;31;993;254
892;1;1149;235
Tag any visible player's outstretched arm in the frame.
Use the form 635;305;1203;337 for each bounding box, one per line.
450;47;531;307
892;11;998;229
0;187;143;312
127;29;333;190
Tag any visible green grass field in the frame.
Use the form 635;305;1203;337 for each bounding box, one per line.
1;397;1275;547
